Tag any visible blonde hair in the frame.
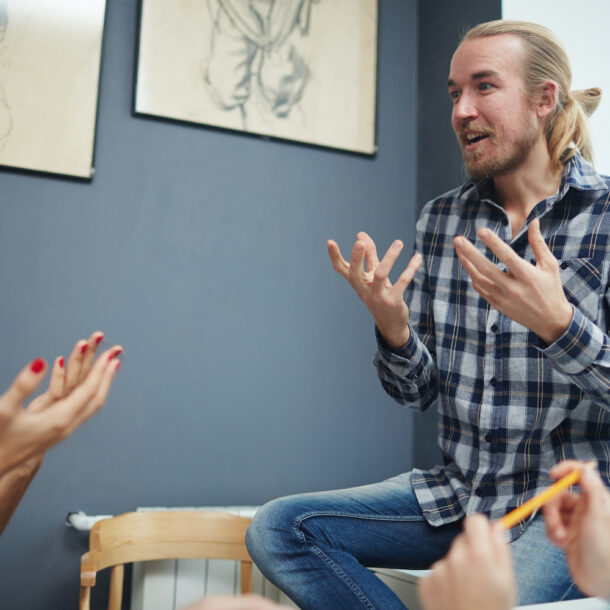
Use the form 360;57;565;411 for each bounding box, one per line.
462;20;601;168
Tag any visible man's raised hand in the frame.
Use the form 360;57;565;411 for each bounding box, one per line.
327;231;421;350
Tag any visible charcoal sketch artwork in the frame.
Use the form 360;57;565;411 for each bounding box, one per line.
204;0;319;130
0;0;106;178
136;0;378;154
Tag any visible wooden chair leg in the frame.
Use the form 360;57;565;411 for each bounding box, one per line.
108;564;124;610
241;561;253;593
79;586;91;610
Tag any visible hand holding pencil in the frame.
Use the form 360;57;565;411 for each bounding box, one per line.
543;460;610;600
500;461;595;530
419;460;610;610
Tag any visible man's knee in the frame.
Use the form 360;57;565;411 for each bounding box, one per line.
246;496;301;562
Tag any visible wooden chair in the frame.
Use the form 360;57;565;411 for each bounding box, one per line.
79;510;254;610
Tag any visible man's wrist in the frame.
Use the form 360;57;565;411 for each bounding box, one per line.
377;325;411;351
537;303;574;345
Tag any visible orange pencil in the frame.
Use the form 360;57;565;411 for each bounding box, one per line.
499;461;595;530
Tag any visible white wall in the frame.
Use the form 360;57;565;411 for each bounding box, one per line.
503;0;610;175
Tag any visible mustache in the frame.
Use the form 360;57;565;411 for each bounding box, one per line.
458;124;494;139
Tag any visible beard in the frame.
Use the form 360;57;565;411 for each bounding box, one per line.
460;119;539;181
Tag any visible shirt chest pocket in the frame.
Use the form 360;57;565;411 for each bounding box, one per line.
559;257;603;322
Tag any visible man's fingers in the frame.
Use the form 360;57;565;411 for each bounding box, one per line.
372;240;404;290
477;229;531;278
327;240;350;280
454;236;503;282
528;219;555;267
392;252;422;296
455;246;496;296
348;240;367;282
79;331;104;383
356;231;380;271
1;358;48;409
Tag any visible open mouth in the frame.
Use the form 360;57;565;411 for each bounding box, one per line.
465;134;489;145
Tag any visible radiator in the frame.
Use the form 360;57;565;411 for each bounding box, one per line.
129;506;297;610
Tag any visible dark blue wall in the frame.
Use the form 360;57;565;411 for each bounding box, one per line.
0;0;419;608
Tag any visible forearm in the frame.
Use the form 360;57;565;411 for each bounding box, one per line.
0;456;43;536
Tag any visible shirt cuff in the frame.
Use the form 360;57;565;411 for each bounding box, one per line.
375;325;425;379
539;306;605;375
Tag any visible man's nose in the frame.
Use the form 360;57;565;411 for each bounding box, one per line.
453;92;478;121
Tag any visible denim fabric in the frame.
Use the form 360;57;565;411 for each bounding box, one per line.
246;473;583;609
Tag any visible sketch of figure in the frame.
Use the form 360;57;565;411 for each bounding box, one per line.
0;0;12;144
204;0;320;128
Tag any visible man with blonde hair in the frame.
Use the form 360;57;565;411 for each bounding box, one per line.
246;20;610;608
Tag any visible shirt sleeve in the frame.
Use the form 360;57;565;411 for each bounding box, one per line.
540;303;610;407
373;212;439;412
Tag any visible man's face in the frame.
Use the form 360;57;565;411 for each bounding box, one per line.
448;34;542;180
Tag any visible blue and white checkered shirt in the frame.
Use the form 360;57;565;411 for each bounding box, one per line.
374;153;610;541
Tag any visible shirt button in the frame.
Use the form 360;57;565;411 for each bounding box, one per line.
490;323;498;333
475;488;482;497
502;217;509;226
560;261;569;270
490;377;497;386
485;433;492;442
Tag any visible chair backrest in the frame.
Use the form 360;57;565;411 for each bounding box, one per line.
79;510;253;610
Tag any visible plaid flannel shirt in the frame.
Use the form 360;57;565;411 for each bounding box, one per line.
374;153;610;541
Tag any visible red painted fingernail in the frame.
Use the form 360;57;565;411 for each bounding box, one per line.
95;334;104;345
80;343;88;354
115;360;121;371
58;357;65;369
30;358;45;374
108;348;122;361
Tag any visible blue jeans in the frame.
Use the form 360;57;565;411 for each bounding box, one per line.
246;472;584;609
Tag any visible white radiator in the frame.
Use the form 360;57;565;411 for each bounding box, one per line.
129;506;297;610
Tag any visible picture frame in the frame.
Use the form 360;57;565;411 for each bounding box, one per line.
134;0;378;155
0;0;107;180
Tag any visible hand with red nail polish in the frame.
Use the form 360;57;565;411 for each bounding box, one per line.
0;333;122;535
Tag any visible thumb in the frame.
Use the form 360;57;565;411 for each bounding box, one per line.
1;358;48;407
579;465;608;500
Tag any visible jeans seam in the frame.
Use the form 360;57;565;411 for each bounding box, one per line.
292;519;378;609
558;581;579;601
292;511;425;609
294;511;427;526
308;544;377;609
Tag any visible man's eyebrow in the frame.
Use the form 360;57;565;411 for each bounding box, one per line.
447;70;500;88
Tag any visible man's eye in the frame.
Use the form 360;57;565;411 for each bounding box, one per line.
449;90;461;102
479;82;493;91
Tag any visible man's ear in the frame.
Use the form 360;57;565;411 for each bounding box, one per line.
536;80;560;119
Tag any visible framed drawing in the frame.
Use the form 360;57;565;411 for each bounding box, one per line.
135;0;378;155
0;0;106;179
